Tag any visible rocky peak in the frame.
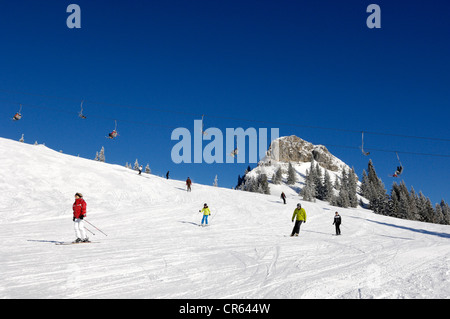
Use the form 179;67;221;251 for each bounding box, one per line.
261;135;348;172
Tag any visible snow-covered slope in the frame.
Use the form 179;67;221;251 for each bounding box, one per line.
1;137;450;299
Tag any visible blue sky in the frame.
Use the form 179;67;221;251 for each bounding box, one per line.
0;1;449;204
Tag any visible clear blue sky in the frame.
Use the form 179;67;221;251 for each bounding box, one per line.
0;1;449;204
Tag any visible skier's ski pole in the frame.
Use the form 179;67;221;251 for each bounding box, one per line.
84;226;95;236
84;219;108;236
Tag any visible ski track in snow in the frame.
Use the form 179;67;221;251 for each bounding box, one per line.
0;137;450;299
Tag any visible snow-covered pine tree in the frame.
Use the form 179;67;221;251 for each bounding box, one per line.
363;160;388;215
272;166;282;184
300;168;316;202
409;186;420;220
213;175;218;187
287;162;297;185
133;159;140;171
360;170;369;196
258;173;270;195
334;177;341;191
440;200;450;225
95;152;99;161
248;177;258;193
145;164;151;174
323;170;334;202
387;183;401;218
314;163;325;200
19;134;24;143
335;168;350;208
337;186;350;208
348;168;358;208
434;204;444;224
417;192;435;223
99;147;105;162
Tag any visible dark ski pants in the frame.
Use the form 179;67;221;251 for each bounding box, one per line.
291;220;303;236
335;223;341;235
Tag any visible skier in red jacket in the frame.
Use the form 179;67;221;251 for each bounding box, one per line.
73;193;89;243
186;177;192;192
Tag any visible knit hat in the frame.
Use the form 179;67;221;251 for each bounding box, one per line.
75;193;83;198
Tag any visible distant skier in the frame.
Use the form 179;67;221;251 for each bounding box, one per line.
166;171;170;179
333;212;342;235
281;192;286;204
199;203;211;226
291;203;306;237
186;177;192;192
138;165;143;175
72;193;89;243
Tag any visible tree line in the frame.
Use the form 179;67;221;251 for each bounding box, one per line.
236;159;450;225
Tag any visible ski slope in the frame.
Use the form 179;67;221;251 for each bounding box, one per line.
0;137;449;299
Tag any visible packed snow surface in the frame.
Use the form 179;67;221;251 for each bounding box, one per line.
0;137;449;299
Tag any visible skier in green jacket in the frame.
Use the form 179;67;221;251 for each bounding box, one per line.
291;203;306;237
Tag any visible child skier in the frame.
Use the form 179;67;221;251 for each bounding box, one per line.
72;193;89;243
199;203;211;226
291;203;306;237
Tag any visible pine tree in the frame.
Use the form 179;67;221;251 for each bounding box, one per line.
145;164;151;174
287;162;297;185
213;175;218;187
434;204;444;224
409;186;420;220
95;152;99;161
387;183;400;218
98;147;105;162
300;168;316;202
348;168;358;208
335;168;351;208
363;160;388;215
272;166;282;184
19;134;24;143
337;186;350;208
440;200;450;225
248;177;258;193
133;159;140;171
360;170;369;196
258;173;270;195
314;163;325;200
422;195;435;223
334;177;341;191
323;170;334;202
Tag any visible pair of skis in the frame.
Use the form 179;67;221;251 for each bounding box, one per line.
55;241;98;245
56;219;107;245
